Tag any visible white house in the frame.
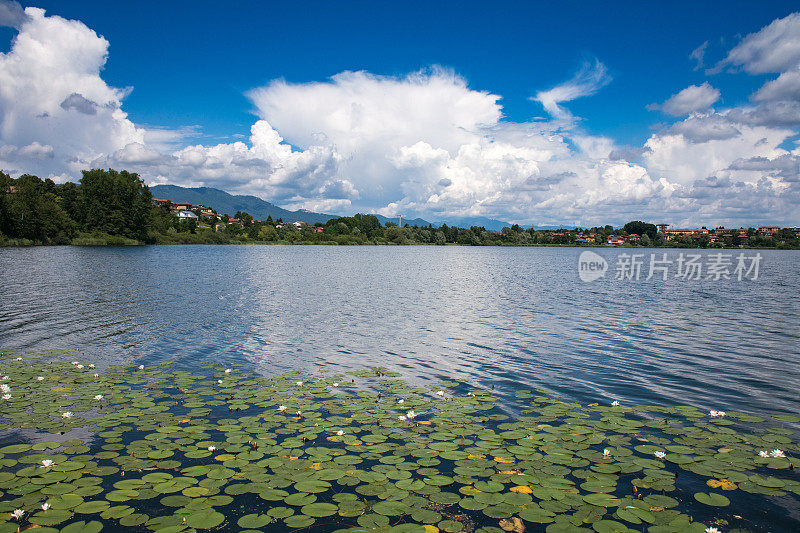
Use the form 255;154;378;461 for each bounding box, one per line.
177;210;198;220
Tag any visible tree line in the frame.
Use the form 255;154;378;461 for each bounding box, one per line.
1;169;153;244
2;169;798;248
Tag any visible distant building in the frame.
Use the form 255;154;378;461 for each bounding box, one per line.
758;226;780;236
663;228;708;241
177;210;198;220
607;236;625;245
153;198;170;207
656;223;669;233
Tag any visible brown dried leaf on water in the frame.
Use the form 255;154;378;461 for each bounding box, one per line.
499;517;525;533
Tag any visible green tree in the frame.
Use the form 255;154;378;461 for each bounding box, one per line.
2;174;74;243
623;221;657;239
235;211;253;225
0;171;13;236
79;169;152;240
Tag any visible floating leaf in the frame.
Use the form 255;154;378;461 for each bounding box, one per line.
694;492;730;506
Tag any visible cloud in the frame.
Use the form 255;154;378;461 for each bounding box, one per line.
60;93;98;115
648;82;720;116
0;141;54;160
753;66;800;102
690;41;708;70
666;113;740;143
644;121;790;184
532;59;611;122
727;154;800;181
0;6;143;177
727;101;800;128
0;0;26;29
714;12;800;74
1;7;799;227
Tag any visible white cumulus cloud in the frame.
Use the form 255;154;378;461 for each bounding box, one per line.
0;6;799;227
648;82;720;116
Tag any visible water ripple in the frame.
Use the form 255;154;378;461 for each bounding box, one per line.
1;245;798;415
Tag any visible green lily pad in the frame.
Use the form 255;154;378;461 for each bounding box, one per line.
185;509;225;529
237;513;272;528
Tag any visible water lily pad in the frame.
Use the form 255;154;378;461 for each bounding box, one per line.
30;509;73;526
301;502;338;517
583;493;621;507
60;520;103;533
185;509;225;529
237;513;272;528
294;479;331;493
373;500;409;516
694;492;729;506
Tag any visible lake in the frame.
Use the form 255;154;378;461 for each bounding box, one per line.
1;245;798;417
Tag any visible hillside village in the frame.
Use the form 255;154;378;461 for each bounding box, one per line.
153;198;325;233
154;196;800;247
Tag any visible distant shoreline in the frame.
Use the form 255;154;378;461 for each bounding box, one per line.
2;240;798;250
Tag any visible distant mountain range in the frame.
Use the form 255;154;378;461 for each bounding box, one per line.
149;184;514;231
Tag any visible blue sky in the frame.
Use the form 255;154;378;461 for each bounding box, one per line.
6;0;790;144
1;1;799;226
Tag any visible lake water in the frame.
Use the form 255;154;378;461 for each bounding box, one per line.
1;245;799;417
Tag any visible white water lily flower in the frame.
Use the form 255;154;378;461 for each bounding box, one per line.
296;381;303;387
611;400;620;407
654;451;666;460
208;446;216;451
770;449;786;458
71;361;78;365
2;394;11;400
336;430;344;436
76;364;84;369
62;412;73;418
11;509;23;520
759;450;770;458
1;375;9;380
467;392;474;396
138;365;144;370
217;380;223;384
436;390;445;397
40;459;54;467
15;357;22;361
295;411;302;416
705;528;720;533
94;394;103;401
332;382;339;387
41;503;50;511
37;376;44;381
397;399;404;404
603;449;611;457
93;373;99;378
88;364;95;369
398;415;407;421
277;405;287;411
224;368;232;373
0;384;10;393
406;410;416;419
709;410;726;418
